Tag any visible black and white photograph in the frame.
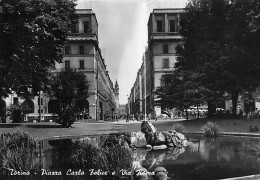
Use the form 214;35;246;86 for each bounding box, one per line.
0;0;260;179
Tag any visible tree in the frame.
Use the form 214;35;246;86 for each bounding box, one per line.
7;103;31;123
49;69;90;128
0;0;78;97
155;70;213;120
220;0;260;115
175;0;260;116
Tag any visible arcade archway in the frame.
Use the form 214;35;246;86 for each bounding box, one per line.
48;100;59;114
0;99;6;123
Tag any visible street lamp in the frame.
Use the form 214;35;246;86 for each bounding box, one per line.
195;89;199;119
38;91;43;122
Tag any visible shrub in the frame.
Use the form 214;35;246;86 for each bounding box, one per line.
103;145;133;175
252;145;260;157
71;142;109;171
7;105;23;123
201;121;220;137
71;140;133;177
102;134;131;148
172;122;184;133
0;130;41;172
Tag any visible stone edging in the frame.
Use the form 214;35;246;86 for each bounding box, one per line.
184;131;260;180
183;131;260;137
218;174;260;180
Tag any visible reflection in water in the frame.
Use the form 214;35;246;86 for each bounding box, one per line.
1;135;260;180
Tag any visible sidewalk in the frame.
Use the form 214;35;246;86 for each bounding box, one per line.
1;118;260;141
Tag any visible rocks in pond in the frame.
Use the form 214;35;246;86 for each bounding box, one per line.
133;149;147;164
77;137;92;144
132;161;142;170
162;130;188;148
164;147;185;160
145;144;153;150
131;132;147;148
141;121;156;144
134;121;188;149
167;143;174;147
152;145;167;150
135;146;186;168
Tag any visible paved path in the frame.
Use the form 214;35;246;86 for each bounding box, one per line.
1;118;260;140
0;118;184;140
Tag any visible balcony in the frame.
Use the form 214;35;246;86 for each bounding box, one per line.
67;33;98;42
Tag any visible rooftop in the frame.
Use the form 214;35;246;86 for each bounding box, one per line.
152;8;185;14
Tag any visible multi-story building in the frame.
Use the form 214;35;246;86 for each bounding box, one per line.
148;8;184;116
128;8;184;117
1;9;118;122
51;9;118;120
128;8;260;117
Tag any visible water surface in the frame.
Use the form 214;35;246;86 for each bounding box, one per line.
2;134;260;180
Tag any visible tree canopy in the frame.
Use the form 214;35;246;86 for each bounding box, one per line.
156;0;260;116
0;0;78;97
49;69;90;128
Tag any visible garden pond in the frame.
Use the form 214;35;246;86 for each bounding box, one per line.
1;133;260;180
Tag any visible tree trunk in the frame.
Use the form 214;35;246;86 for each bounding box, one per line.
232;90;239;116
197;104;200;119
207;101;216;118
185;109;189;121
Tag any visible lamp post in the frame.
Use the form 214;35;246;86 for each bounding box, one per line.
195;89;199;119
96;89;98;121
74;87;78;120
96;58;99;121
38;91;42;122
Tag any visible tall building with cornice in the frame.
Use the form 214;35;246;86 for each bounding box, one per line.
128;8;184;118
1;9;118;122
51;9;118;120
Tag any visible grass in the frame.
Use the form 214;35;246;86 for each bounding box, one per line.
103;145;133;177
172;122;184;133
252;145;260;157
71;139;134;178
0;129;41;172
71;142;109;171
201;121;220;137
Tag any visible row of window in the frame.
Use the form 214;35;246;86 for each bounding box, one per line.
71;21;90;33
163;59;169;68
12;97;44;106
65;44;168;55
65;60;85;69
71;17;177;34
51;60;85;70
65;44;169;55
161;75;170;87
157;19;177;33
65;45;85;55
163;44;168;53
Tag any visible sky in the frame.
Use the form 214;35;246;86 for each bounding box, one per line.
76;0;188;104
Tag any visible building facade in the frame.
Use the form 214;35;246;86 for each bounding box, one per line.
1;9;118;122
51;9;118;120
128;8;184;117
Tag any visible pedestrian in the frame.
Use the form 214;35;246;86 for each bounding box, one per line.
126;113;129;122
148;113;151;120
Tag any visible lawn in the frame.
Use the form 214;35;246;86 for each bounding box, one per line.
165;118;260;134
